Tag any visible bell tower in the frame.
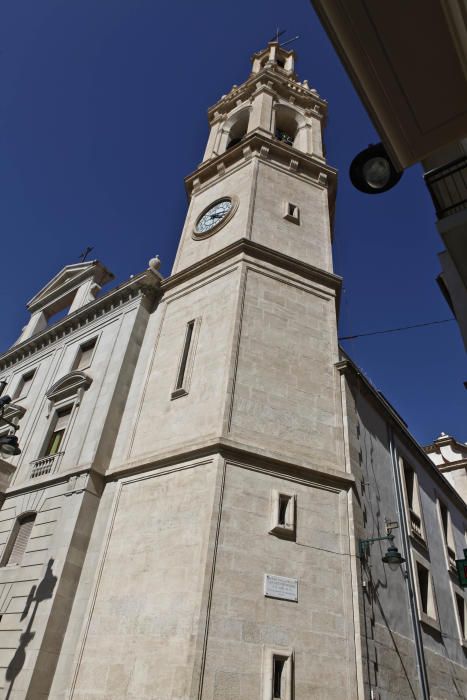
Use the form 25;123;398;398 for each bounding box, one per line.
172;41;337;276
64;43;358;700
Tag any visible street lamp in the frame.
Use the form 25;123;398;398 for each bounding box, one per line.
359;521;405;570
349;142;403;194
0;391;21;456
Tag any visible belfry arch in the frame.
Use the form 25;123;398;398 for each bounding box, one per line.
273;103;310;153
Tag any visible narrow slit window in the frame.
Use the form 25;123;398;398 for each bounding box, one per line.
456;593;466;639
273;656;286;699
278;495;290;526
416;561;436;621
417;563;429;614
44;407;72;456
439;501;456;568
73;338;96;371
264;649;293;700
172;320;197;397
402;460;424;541
269;491;296;539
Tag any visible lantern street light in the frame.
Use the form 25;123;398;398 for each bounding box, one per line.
0;387;21;456
359;521;405;570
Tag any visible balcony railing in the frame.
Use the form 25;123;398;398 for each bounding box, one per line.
409;509;424;540
447;545;457;570
425;156;467;219
30;452;64;479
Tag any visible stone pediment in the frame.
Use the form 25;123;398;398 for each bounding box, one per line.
46;371;92;407
425;433;467;468
27;261;114;314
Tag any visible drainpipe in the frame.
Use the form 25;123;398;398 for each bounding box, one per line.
388;424;430;700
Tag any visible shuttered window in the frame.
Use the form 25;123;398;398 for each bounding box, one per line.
3;513;36;566
44;407;72;456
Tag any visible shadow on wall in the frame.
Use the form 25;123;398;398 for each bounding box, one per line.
4;559;57;700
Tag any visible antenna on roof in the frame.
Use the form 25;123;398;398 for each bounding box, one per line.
270;28;286;43
280;35;300;47
78;246;94;263
269;28;299;47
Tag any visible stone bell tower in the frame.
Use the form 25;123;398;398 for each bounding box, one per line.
58;43;358;700
172;41;336;276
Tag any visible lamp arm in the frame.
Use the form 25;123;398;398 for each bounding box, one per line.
359;533;394;557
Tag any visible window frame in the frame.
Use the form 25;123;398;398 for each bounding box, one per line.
41;405;73;458
262;647;294;700
171;318;201;400
399;457;427;544
0;511;37;567
12;369;36;401
269;490;296;540
452;584;467;647
412;552;439;631
72;336;97;372
437;497;457;572
283;201;300;225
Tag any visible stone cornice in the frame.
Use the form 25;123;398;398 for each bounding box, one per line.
336;356;467;514
185;132;337;203
208;67;327;122
0;271;162;371
162;238;342;301
106;436;355;491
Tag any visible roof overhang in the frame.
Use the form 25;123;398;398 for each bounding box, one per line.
311;0;467;169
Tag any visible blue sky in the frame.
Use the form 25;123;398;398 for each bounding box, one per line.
0;0;464;445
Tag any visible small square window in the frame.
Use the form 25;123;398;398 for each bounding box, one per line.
283;202;300;224
269;490;296;540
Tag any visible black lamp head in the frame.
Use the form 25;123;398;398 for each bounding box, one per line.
382;542;405;571
349;143;403;194
0;434;21;456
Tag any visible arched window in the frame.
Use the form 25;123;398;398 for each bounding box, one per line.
226;109;250;150
1;512;36;566
274;107;299;147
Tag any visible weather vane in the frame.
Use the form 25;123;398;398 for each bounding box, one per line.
270;28;300;47
78;246;94;263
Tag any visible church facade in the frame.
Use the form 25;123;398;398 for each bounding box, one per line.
0;43;466;700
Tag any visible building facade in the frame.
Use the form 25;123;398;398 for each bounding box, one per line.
0;43;465;700
310;0;467;350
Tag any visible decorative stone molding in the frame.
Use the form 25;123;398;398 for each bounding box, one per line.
45;370;92;417
0;270;161;372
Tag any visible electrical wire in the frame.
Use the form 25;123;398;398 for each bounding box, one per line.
339;318;455;341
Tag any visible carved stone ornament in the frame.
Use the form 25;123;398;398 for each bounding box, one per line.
45;370;92;417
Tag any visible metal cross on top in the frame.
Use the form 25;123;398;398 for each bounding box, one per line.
78;246;94;263
269;28;300;47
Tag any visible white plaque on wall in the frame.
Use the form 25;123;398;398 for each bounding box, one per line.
264;574;298;602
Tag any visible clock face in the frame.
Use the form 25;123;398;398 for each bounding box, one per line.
194;198;233;236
